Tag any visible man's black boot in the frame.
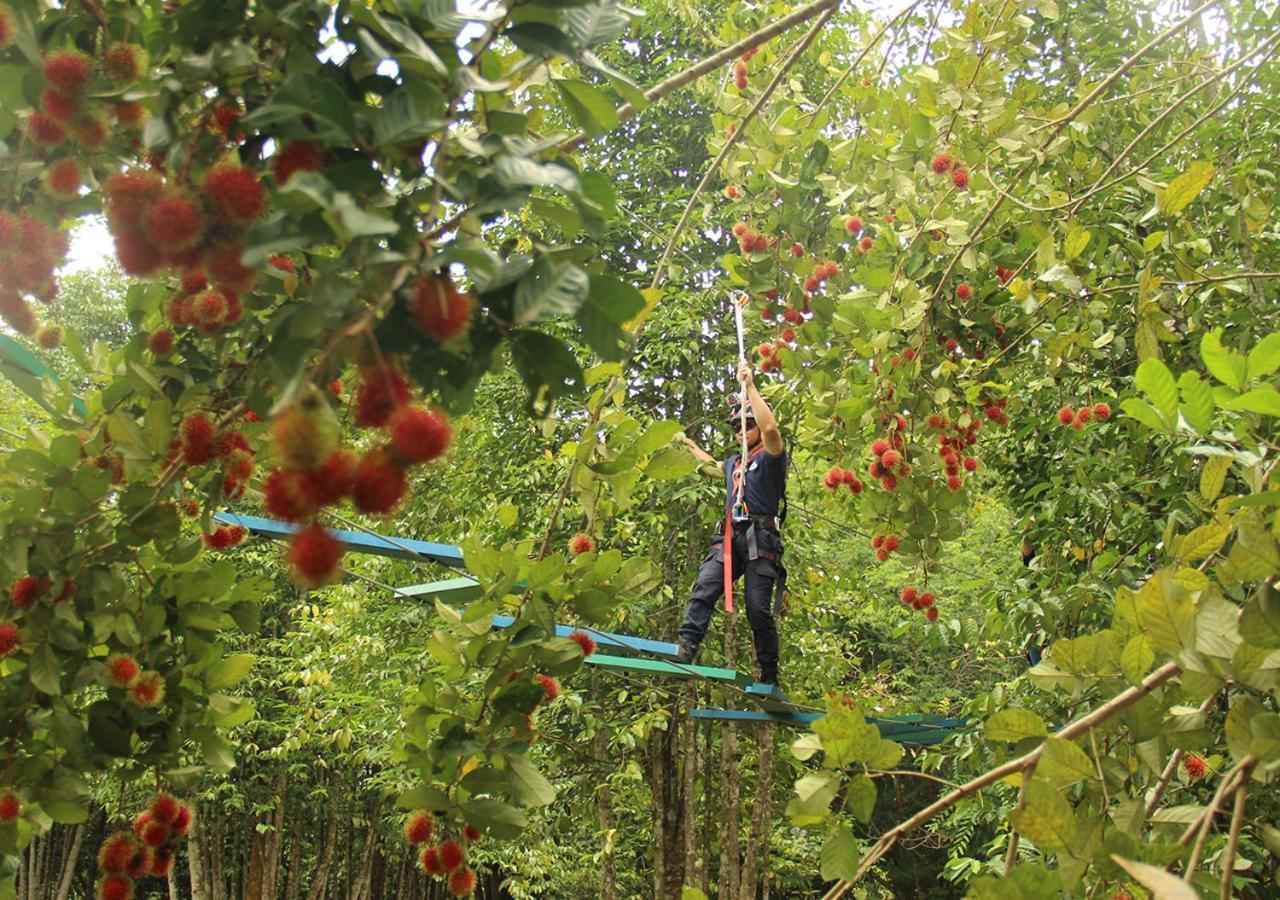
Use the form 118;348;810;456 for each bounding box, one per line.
675;639;698;664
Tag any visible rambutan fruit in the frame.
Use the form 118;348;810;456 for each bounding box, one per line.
262;468;319;522
106;653;140;688
1094;402;1111;420
0;622;19;657
202;164;265;225
871;535;885;549
790;242;804;257
884;535;900;552
149;793;180;825
535;674;560;702
731;223;748;238
964;457;978;472
845;216;863;234
901;587;917;604
1075;406;1093;426
823;468;841;489
355;364;411;428
351;446;408;516
1182;753;1206;779
113;102;147;126
132;810;151;838
919;592;934;607
125;846;150;878
0;790;19;823
170;803;192;837
0;6;15;50
287;523;344;588
947;475;962;490
306;448;357;507
144;192;203;252
226;450;254;482
139;817;169;848
40;89;77;122
192;289;229;330
568;533;595;556
10;575;42;608
858;236;873;253
149;846;175;877
951;167;969;189
43;49;93;95
103;44;146;84
129;671;165;708
178;268;207;295
438;839;465;872
463;823;481;843
202;527;234;550
71;115;108;148
931;152;953;173
404;812;434;845
272;140;323;184
879;449;901;469
113;230;163;276
448;867;477;897
28;112;66;146
781;327;796;343
388;405;451;465
104;170;162;230
945;338;959;353
1057;406;1074;425
925;607;938;622
848;477;863;494
570;630;597;656
410;272;477;342
98;831;136;873
956;283;972;300
875;548;889;562
880;473;898;491
802;275;819;294
420;847;442;875
210;105;241;134
271;392;340;471
45;158;81;198
147;329;174;355
204;242;257;292
870;439;888;457
97;874;133;900
181;412;215;466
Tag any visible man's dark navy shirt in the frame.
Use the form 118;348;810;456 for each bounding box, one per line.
722;446;787;521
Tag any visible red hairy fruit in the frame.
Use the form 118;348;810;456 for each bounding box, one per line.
931;152;953;174
758;343;773;358
0;622;19;657
945;338;959;353
147;329;174;355
569;533;595;556
125;846;150;878
789;242;804;257
536;674;560;702
781;327;795;343
858;236;873;253
150;846;175;877
1074;406;1093;426
103;44;146;84
113;102;147;126
1182;753;1206;778
41;89;77;121
98;875;133;900
823;468;841;489
45;158;81;198
309;448;358;506
404;812;434;846
871;439;888;457
351;446;408;516
204;241;257;292
956;283;972;300
98;832;136;873
149;793;180;826
871;535;884;550
901;587;918;605
262;468;319;522
28;112;66;146
210;105;241;134
952;167;969;189
0;790;19;823
271;393;340;471
287;524;345;588
919;592;934;607
202;164;266;225
171;803;192;838
438;838;465;872
449;868;477;897
10;575;42;609
72;114;108;148
947;475;963;490
724;185;738;199
875;548;889;562
463;823;481;843
926;607;938;622
884;535;900;552
104;170;162;230
731;223;747;238
848;477;863;494
1094;402;1111;419
879;449;901;468
272;140;323;184
43;49;93;95
570;630;597;657
845;216;862;234
411;272;476;342
140;816;169;847
181;412;215;466
106;653;140;688
389;405;452;465
129;671;165;708
1057;406;1075;425
420;847;442;875
145;192;204;252
355;364;411;428
964;456;978;472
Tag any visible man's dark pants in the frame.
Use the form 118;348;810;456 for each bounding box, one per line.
678;527;781;683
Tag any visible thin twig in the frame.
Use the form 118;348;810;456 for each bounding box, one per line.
1220;775;1250;900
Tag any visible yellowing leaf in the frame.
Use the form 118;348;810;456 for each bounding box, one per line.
1158;160;1214;215
1063;225;1092;260
1175;523;1229;562
1199;456;1231;503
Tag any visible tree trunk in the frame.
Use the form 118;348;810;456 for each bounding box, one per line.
591;672;619;900
189;801;210;900
245;812;268;900
351;819;378;900
648;731;667;900
265;773;287;900
282;817;304;900
719;624;742;900
739;724;775;900
306;792;340;900
53;823;82;900
681;682;699;889
209;806;226;900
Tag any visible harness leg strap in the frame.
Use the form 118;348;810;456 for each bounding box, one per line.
745;521;759;561
773;563;787;617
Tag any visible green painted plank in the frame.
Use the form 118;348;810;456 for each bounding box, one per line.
397;576;483;603
585;653;749;684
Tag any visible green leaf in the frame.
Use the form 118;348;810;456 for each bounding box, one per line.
1135;358;1178;420
1201;329;1246;390
819;823;858;882
29;644;61;695
506;22;578;57
461;798;528;839
1008;780;1075;854
1175;523;1229;562
967;863;1059;900
494;156;582;195
1038;263;1082;293
1158;160;1214;215
1252;714;1280;765
1199;456;1231;503
564;4;630;47
846;774;876;823
1120;398;1169;433
1111;856;1200;899
1063;226;1092;260
1247;333;1280;380
576;275;645;361
205;653;255;690
1036;737;1097;787
554;78;620;138
397;785;450;811
42;795;89;825
1221;387;1280;417
1137;570;1195;655
509;330;586;414
791;733;823;761
514;259;590;324
985;709;1048;743
1121;634;1155;685
505;755;556;807
241;74;358;142
1240;585;1280;649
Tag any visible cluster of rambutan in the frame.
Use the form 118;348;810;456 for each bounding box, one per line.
870;533;900;562
725;185;740;200
569;630;597;656
994;265;1014;285
96;793;193;898
929;151;969;189
405;813;482;896
409;272;476;343
104;652;166;708
755;342;782;374
932;415;983;491
9;573;75;609
163;413;258;499
802;260;838;295
731;222;770;254
844;215;863;235
568;533;596;556
731;49;754;90
160;267;246;338
0;620;19;658
102;160;264;299
202;523;247;551
0;210;68;338
856;234;874;254
28;44;147;164
822;466;864;494
1058;402;1111;430
867;435;910;492
981;397;1011;426
900;586;939;622
887;347;918;368
0;787;21;823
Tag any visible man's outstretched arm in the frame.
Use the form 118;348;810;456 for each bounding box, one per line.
739;360;783;456
680;434;724;479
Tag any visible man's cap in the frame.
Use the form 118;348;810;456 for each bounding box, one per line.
727;398;756;426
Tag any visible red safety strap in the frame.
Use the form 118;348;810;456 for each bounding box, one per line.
723;446;765;614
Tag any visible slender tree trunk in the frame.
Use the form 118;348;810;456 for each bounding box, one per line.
209;806;226;900
592;673;618;900
739;724;775;900
306;793;340;900
189;801;210;900
351;820;378;900
245;811;268;900
282;818;304;900
648;732;668;900
719;625;742;900
53;823;82;900
265;773;287;900
701;717;712;898
681;682;699;889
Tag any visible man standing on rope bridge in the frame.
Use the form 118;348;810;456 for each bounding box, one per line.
676;359;787;690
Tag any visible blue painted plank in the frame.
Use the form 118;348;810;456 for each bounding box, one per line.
490;614;682;659
398;576;483;602
584;653;749;684
691;709;968;743
691;708;822;725
745;683;795;713
0;333;88;418
214;512;466;567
